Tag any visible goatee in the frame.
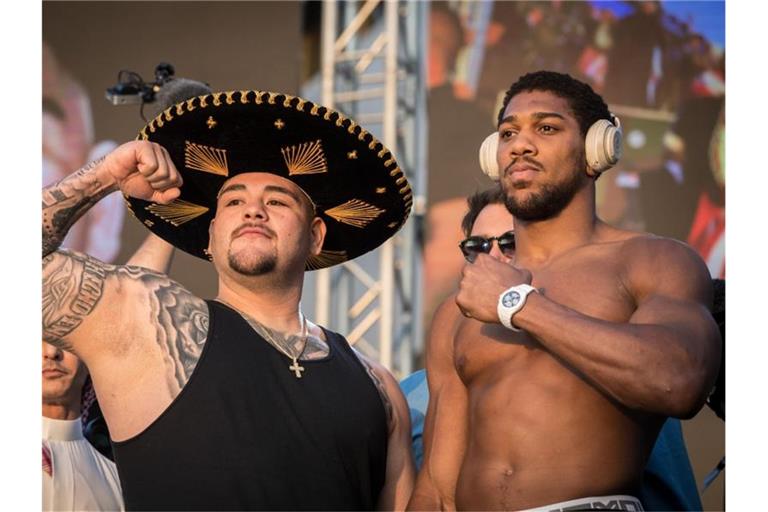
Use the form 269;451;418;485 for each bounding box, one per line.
228;252;277;276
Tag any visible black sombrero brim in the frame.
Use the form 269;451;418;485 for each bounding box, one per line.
124;90;413;270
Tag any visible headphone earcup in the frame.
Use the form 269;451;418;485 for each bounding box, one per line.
479;132;500;181
585;118;622;176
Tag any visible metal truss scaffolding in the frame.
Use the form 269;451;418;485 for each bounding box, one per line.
315;0;428;378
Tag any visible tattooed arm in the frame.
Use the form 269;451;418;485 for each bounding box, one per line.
356;352;416;511
43;140;182;258
42;157;113;257
43;248;206;367
43;246;210;439
41;141;212;440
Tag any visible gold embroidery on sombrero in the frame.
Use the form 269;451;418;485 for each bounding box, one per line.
282;139;328;176
163;107;174;122
268;92;279;105
206;116;217;129
184;141;229;176
376;187;386;194
146;199;210;227
295;97;306;112
347;150;358;160
324;199;385;228
239;90;250;104
212;92;224;106
225;91;236;105
274;119;285;130
175;103;185;116
387;222;397;228
144;219;154;227
306;250;348;270
123;196;138;218
283;95;295;108
198;95;209;108
185;98;197;111
254;91;265;105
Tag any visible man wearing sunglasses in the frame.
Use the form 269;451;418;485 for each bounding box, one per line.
408;71;721;511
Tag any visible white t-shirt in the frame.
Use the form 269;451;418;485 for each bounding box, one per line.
42;417;123;511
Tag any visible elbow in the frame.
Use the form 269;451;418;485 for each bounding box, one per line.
643;338;721;418
651;369;711;419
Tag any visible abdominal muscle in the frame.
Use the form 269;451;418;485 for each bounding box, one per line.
453;328;656;510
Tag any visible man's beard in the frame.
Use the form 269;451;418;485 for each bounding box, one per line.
227;249;277;276
503;164;584;221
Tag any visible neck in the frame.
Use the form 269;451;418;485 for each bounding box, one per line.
513;185;600;264
216;273;305;333
42;403;80;421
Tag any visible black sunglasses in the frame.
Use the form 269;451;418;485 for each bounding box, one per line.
459;230;515;262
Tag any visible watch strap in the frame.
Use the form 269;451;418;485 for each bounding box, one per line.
497;284;537;331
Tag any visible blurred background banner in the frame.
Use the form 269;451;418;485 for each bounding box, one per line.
43;1;724;508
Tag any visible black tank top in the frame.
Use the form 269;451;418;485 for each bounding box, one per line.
112;300;388;511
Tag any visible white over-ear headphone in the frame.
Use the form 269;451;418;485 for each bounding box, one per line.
478;115;623;180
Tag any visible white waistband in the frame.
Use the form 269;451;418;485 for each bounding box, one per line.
522;494;644;511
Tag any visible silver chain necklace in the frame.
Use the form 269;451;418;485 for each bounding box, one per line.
217;299;309;378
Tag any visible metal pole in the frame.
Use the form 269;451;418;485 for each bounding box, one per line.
316;0;337;326
378;0;399;370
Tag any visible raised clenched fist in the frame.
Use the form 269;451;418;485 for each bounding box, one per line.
99;141;183;204
455;253;532;323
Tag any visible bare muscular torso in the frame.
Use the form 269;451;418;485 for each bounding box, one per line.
452;231;663;510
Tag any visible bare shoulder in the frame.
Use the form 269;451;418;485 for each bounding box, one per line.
429;293;462;348
617;234;713;305
436;292;462;323
43;248;210;388
353;349;409;433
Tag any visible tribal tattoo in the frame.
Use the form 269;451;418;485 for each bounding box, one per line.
43;249;210;394
42;157;115;257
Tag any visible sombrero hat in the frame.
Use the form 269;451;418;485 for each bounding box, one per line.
124;90;413;270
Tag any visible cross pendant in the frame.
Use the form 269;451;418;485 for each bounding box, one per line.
289;358;305;378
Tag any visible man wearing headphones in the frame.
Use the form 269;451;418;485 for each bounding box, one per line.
407;71;721;511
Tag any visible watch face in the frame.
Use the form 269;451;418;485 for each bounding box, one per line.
502;291;521;308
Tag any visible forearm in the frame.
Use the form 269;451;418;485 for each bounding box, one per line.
379;460;415;511
408;382;466;510
375;367;416;511
407;477;446;511
516;293;719;417
126;233;176;273
42;157;117;257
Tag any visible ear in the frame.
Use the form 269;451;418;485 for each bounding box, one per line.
207;219;216;255
309;217;327;256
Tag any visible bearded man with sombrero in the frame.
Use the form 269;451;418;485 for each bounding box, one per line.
42;90;415;510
